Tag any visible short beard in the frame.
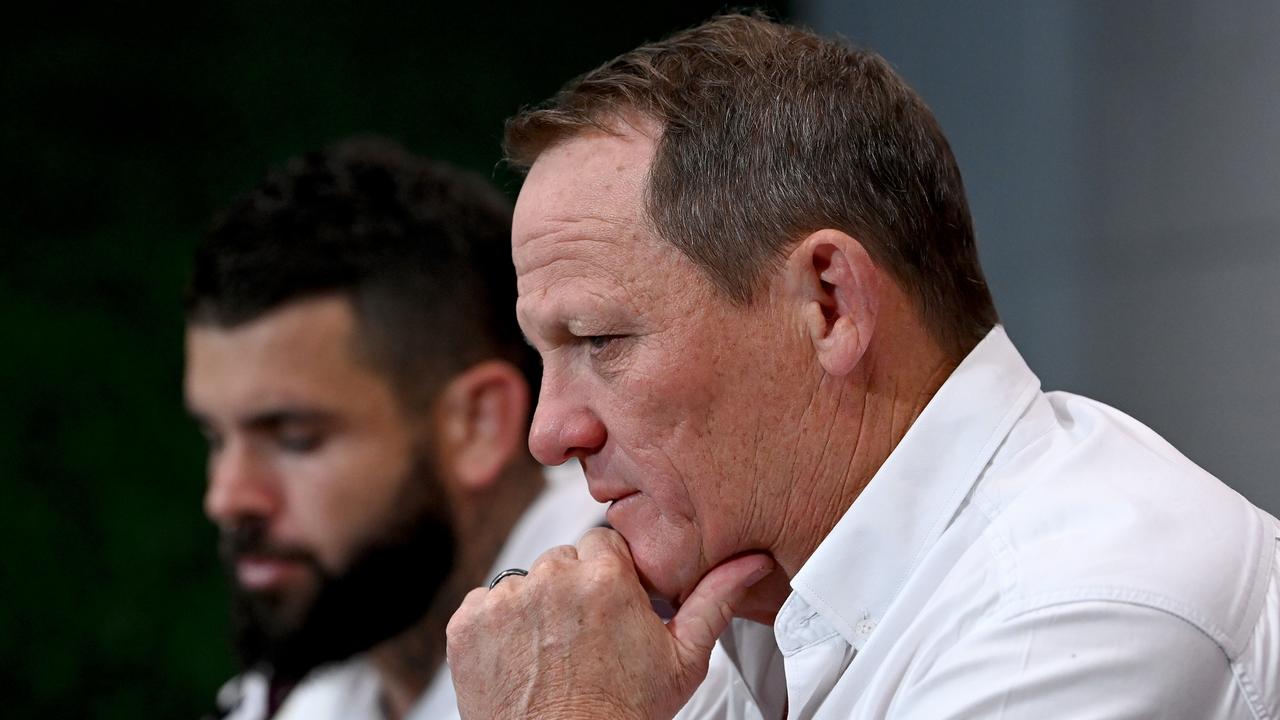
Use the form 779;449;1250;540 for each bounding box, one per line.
221;453;456;682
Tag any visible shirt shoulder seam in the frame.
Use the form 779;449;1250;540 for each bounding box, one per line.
998;588;1234;651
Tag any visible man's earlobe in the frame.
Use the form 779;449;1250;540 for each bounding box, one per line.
791;229;880;377
435;361;531;492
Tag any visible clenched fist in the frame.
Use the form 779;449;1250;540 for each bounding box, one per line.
446;527;775;719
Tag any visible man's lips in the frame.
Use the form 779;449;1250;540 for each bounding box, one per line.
235;555;310;591
606;490;640;506
586;478;640;505
604;491;643;528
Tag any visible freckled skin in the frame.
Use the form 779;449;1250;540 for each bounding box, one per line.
512;119;955;610
513;124;822;602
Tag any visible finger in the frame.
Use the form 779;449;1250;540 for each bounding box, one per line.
446;586;491;657
667;552;775;668
454;585;489;618
576;526;634;564
530;544;579;572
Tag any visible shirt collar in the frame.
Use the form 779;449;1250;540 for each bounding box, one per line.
788;326;1041;650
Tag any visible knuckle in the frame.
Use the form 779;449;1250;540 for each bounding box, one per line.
594;547;632;576
446;588;489;642
582;559;627;597
445;611;471;648
580;526;618;547
598;528;633;559
538;543;578;562
532;552;574;575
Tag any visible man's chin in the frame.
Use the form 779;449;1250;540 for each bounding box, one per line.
628;549;704;609
231;591;319;673
229;534;456;678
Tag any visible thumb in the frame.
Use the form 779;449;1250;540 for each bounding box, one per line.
667;552;775;667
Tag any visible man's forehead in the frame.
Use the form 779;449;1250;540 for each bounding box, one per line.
513;126;655;245
512;129;660;294
188;297;358;363
184;297;382;411
512;235;657;331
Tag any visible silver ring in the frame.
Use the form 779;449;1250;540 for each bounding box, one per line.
488;567;528;589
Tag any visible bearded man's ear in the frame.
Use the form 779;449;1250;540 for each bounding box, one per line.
434;360;531;492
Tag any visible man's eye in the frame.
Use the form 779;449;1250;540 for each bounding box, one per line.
585;334;630;358
198;427;224;454
278;432;323;453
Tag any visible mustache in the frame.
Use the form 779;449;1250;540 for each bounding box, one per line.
219;520;317;566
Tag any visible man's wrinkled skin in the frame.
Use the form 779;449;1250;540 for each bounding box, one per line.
449;529;772;719
446;121;952;718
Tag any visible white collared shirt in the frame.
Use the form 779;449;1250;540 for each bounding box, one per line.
679;327;1279;719
215;461;604;720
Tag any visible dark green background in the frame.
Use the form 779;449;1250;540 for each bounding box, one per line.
0;3;789;717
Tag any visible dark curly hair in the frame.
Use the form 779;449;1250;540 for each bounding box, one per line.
186;136;537;413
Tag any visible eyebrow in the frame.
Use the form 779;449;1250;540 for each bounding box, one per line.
186;407;337;433
240;409;336;431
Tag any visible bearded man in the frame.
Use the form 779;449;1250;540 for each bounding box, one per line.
445;15;1279;720
184;138;602;719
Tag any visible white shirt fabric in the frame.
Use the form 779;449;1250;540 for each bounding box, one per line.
678;326;1279;719
215;461;603;720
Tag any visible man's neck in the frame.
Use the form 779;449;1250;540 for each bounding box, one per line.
368;463;547;720
773;319;960;582
736;343;956;626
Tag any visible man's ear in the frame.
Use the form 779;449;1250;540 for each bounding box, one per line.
786;229;881;377
433;360;531;493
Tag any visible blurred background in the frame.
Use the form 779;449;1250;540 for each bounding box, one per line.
813;0;1280;514
2;1;1275;717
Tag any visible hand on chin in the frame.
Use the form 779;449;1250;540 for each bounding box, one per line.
446;528;776;720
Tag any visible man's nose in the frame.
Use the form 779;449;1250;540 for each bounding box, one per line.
203;441;280;527
528;396;607;466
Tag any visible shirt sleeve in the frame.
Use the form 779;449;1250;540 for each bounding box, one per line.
890;600;1244;719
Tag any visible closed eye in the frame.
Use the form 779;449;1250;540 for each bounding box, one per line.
586;335;622;351
276;428;325;453
583;334;630;366
198;426;224;454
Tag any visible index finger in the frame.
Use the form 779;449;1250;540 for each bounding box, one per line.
576;526;634;564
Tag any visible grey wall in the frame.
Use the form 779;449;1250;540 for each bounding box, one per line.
798;1;1279;513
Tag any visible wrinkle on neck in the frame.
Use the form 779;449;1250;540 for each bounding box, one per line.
771;318;957;581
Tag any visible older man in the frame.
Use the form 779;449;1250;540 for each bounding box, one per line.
185;138;601;719
446;14;1280;720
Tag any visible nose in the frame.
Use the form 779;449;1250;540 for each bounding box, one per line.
203;440;280;527
528;393;607;466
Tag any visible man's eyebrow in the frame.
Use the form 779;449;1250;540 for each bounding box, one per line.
240;408;336;431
